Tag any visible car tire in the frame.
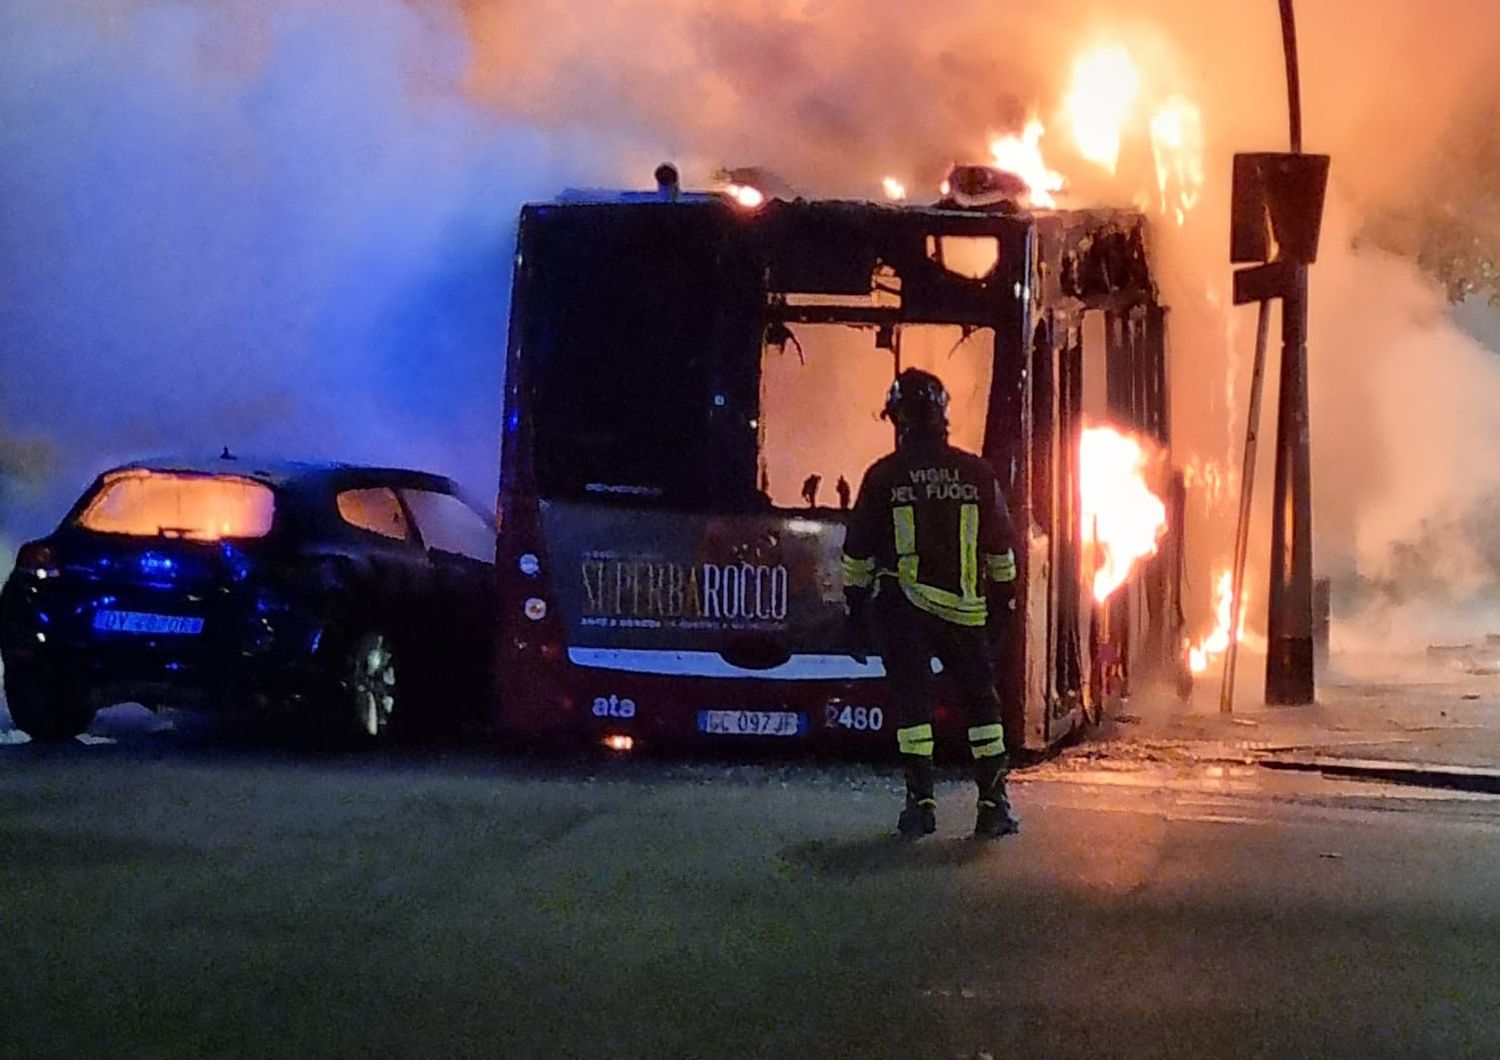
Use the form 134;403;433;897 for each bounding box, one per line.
4;663;96;742
337;630;403;744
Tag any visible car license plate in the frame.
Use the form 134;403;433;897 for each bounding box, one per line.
697;710;803;737
92;610;204;636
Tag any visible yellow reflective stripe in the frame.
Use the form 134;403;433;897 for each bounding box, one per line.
897;723;935;757
893;506;916;553
985;549;1017;583
892;505;918;587
968;723;1006;760
841;552;876;588
959;502;979;602
900;583;989;627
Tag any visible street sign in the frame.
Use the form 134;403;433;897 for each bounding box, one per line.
1230;152;1331;265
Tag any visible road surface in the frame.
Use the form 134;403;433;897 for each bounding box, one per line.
3;708;1498;1059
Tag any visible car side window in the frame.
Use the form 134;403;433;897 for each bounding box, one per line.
401;489;496;564
336;488;412;542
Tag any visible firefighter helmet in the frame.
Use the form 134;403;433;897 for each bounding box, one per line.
882;369;950;436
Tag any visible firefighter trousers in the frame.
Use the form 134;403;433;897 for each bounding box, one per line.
869;586;1008;805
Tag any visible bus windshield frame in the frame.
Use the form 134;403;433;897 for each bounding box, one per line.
509;199;1031;515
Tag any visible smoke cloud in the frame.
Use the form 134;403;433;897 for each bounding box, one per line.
458;0;1500;663
6;0;1500;668
0;0;579;563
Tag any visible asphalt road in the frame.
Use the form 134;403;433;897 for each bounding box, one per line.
4;709;1500;1060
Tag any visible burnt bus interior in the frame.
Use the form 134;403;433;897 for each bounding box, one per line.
1025;211;1182;747
507;195;1182;750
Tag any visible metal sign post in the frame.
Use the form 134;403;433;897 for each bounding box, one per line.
1220;300;1271;714
1225;0;1328;708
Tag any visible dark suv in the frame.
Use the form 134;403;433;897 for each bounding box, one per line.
0;455;497;742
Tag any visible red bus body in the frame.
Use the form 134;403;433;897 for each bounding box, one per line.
495;192;1183;756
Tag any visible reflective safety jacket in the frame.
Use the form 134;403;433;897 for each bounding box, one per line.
841;439;1018;627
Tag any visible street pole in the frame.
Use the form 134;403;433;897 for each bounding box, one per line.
1264;0;1316;704
1278;0;1303;154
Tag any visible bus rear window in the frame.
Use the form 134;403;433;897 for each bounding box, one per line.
523;208;727;508
758;325;995;508
77;471;275;540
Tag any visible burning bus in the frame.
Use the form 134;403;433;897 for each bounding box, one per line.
494;165;1184;755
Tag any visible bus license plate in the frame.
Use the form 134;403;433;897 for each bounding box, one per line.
93;610;204;636
697;710;802;737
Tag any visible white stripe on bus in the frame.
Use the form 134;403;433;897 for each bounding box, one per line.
565;648;890;680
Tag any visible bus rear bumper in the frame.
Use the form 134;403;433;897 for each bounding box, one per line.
496;652;992;758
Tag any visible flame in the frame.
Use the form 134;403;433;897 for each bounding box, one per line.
1183;457;1233;510
1149;96;1205;226
1064;45;1141;175
725;183;765;209
989;119;1064;208
1079;425;1169;603
1187;569;1249;674
881;176;908;202
1058;43;1206;226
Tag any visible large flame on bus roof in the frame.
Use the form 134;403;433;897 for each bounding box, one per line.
986;45;1205;229
1081;425;1169;603
1056;42;1207;227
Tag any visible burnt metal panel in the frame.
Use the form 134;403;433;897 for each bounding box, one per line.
757;200;1031;326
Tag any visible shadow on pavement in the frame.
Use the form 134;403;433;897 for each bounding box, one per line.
786;831;995;878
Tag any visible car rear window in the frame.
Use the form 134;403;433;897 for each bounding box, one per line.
77;471;276;540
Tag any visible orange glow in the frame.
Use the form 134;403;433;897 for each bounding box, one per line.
1188;569;1248;673
989;120;1064;208
881;176;908;201
77;471;275;541
603;734;635;753
1183;457;1232;510
1064;45;1141;175
1150;96;1205;226
1079;426;1169;603
726;183;765;209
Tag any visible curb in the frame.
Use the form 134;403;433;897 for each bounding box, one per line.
1259;755;1500;795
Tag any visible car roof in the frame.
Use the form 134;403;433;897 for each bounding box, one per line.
107;454;455;492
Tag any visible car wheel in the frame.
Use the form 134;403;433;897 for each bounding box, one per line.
346;630;400;741
4;664;96;742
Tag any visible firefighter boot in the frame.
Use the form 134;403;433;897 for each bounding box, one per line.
896;758;937;839
974;756;1021;838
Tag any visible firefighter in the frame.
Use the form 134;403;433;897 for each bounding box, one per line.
841;368;1021;839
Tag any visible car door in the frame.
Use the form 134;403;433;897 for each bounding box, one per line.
398;486;499;719
329;482;436;637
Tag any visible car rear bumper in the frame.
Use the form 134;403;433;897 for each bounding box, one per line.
3;640;324;712
2;586;325;713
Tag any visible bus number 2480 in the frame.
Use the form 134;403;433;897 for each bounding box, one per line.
824;705;884;731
